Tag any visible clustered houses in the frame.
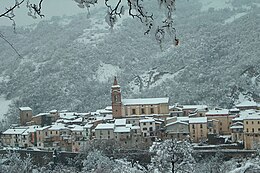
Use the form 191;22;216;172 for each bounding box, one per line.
1;77;260;151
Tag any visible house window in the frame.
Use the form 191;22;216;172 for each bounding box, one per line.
114;95;118;102
200;124;203;128
192;124;195;129
143;122;146;125
108;131;110;135
246;121;248;124
252;121;254;124
132;109;136;115
144;133;147;137
150;108;154;114
50;131;52;135
252;128;255;133
56;131;58;134
149;127;153;131
143;128;147;131
150;122;153;125
247;128;249;132
141;108;145;114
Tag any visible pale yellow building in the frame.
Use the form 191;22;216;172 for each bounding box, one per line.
230;122;244;143
243;116;260;149
121;98;169;116
206;109;235;135
189;117;208;143
165;121;189;140
94;124;115;139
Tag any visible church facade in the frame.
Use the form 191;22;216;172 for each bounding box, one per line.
111;77;170;118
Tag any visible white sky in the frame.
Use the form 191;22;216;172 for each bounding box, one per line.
0;0;113;26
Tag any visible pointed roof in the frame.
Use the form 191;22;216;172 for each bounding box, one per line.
113;76;118;85
112;76;120;88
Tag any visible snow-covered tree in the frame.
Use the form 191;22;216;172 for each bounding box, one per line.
0;151;33;173
0;0;179;47
148;139;195;173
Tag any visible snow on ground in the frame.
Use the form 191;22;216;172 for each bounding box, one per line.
199;0;233;11
58;18;72;26
95;62;121;83
75;19;109;45
234;93;254;105
75;12;129;45
0;96;11;121
224;12;247;24
229;162;260;173
129;68;185;93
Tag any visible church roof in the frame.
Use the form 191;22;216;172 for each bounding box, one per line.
19;107;32;111
122;97;169;106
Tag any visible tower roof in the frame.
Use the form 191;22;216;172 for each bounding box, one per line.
112;76;120;88
113;77;118;85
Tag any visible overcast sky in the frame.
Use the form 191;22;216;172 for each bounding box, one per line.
0;0;108;26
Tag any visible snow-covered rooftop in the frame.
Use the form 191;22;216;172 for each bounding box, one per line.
111;85;120;88
36;126;50;131
49;123;69;131
230;125;243;129
19;107;32;111
189;117;207;124
22;125;40;135
95;123;114;130
49;110;58;113
115;119;126;126
229;108;240;112
176;117;190;122
243;115;260;120
205;109;229;116
33;113;49;117
3;128;27;135
236;100;257;107
96;109;112;114
166;121;189;127
114;126;131;133
105;106;112;111
59;112;78;120
84;124;93;129
139;118;155;123
69;125;84;131
182;105;208;110
233;110;260;121
122;97;169;106
131;126;140;130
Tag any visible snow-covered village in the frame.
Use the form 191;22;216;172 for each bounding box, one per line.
2;77;260;152
0;0;260;172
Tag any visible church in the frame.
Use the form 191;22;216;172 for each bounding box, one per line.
111;77;170;118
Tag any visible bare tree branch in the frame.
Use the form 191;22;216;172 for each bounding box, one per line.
0;32;22;58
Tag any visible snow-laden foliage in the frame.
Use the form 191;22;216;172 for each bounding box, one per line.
0;151;33;173
149;139;195;173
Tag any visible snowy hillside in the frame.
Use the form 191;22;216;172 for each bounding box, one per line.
0;0;259;123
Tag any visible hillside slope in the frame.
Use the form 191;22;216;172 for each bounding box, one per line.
0;0;259;124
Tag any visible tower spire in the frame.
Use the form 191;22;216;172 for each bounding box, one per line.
113;76;118;85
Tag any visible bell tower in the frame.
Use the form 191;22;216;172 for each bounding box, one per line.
111;77;122;118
